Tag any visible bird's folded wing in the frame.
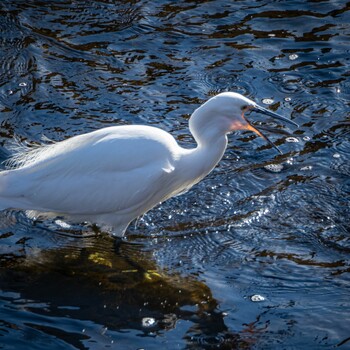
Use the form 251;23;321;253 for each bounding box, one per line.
8;130;178;215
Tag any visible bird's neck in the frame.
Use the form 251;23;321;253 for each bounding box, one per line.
182;133;228;185
181;108;230;185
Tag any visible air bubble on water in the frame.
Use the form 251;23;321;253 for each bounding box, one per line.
268;33;276;37
142;317;156;327
333;153;340;158
289;54;298;60
19;82;27;87
264;163;284;173
286;137;299;143
251;294;265;302
284;97;291;102
55;219;71;229
301;165;312;171
262;98;274;105
303;136;311;141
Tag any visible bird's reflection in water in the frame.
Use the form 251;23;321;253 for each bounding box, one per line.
0;217;260;349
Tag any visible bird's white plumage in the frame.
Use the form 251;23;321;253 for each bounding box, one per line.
0;92;296;236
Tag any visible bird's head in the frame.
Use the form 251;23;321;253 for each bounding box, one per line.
189;92;298;153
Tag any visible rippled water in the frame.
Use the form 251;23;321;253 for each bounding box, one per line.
0;1;349;349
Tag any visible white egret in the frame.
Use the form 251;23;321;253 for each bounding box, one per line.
0;92;297;236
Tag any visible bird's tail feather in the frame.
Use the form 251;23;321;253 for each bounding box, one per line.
0;170;20;210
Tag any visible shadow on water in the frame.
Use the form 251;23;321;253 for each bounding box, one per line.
0;0;350;349
0;217;260;349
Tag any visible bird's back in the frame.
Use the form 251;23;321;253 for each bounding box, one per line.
0;125;182;219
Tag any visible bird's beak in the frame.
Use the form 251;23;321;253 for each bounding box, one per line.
243;105;298;154
252;105;298;127
244;118;283;154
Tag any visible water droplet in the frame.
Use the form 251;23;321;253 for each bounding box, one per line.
262;98;274;105
142;317;156;327
289;54;298;60
19;82;27;87
286;157;294;165
264;164;284;173
251;294;265;302
333;153;340;158
286;137;299;143
284;97;291;102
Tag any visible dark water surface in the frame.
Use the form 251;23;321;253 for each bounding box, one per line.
0;0;350;349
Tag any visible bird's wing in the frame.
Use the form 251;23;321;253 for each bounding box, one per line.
12;126;179;215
